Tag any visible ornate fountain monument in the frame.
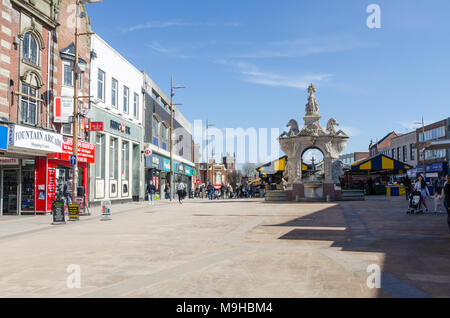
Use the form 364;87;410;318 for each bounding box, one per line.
279;84;349;201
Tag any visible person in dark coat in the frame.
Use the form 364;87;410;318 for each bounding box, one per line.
444;174;450;235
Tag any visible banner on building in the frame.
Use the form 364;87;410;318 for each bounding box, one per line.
54;97;74;123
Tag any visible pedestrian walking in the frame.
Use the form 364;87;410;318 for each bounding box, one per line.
164;183;170;200
414;175;430;212
63;176;73;207
443;174;450;235
176;180;186;204
147;181;156;205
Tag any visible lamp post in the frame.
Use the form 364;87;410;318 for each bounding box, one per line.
72;0;100;203
414;117;428;180
206;120;215;185
169;76;185;201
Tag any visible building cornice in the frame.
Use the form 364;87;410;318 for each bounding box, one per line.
11;0;59;29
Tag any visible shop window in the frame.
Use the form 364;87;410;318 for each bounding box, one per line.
23;32;38;65
21;83;37;125
110;137;118;180
21;160;35;212
95;133;105;179
122;141;130;180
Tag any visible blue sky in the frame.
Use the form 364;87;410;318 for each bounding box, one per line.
87;0;450;162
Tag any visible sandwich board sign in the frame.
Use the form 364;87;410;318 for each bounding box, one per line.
52;200;66;225
101;200;112;221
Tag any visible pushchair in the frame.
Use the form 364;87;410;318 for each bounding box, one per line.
407;191;423;214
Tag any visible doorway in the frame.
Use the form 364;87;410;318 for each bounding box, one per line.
2;169;19;215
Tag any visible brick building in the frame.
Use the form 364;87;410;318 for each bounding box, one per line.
369;131;398;157
0;0;94;216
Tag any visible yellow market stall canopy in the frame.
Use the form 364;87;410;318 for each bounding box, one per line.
351;154;412;173
257;156;308;175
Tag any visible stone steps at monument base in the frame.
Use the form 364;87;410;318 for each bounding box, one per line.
340;190;365;201
265;191;288;202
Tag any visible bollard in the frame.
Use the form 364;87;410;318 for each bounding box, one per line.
296;195;300;202
101;200;112;221
326;195;331;202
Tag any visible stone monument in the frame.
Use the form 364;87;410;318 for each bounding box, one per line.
279;84;349;201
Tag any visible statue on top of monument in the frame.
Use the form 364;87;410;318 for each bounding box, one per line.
305;84;319;115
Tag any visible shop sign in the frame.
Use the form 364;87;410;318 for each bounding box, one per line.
0;126;8;150
178;163;184;174
144;149;152;156
0;157;19;165
416;163;446;173
163;158;171;172
49;137;95;164
54;97;73;123
89;122;104;132
8;124;63;153
110;120;131;135
69;204;80;221
185;166;193;176
152;156;160;168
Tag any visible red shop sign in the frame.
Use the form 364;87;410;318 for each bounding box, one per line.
49;138;95;164
89;121;104;132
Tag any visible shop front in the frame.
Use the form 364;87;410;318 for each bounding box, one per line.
3;124;64;215
89;106;144;204
145;152;194;198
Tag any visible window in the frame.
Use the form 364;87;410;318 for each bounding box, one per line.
95;134;105;179
397;147;401;161
152;117;159;146
391;149;395;159
161;124;167;150
64;63;73;86
109;137;118;180
21;83;37;125
419;126;446;142
410;144;415;161
97;69;105;101
403;146;407;162
63;62;82;89
133;93;139;119
121;141;129;180
123;86;129;113
424;149;446;160
111;78;118;108
23;32;38;65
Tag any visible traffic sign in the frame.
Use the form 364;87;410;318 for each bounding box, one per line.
70;155;77;165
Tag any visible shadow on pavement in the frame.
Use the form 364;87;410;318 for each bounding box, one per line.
267;200;450;298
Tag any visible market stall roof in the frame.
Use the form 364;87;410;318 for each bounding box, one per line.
256;156;308;174
350;153;412;172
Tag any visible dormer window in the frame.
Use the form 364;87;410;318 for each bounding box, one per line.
23;32;38;65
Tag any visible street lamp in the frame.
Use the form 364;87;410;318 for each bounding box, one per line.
72;0;100;204
169;76;185;201
414;117;427;180
206;120;215;185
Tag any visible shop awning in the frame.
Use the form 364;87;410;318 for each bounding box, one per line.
257;156;308;174
351;154;412;172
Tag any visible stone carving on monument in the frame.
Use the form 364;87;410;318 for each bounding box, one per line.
278;84;349;201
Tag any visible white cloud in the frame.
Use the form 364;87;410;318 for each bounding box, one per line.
398;120;435;131
122;21;241;33
219;60;332;90
339;126;361;137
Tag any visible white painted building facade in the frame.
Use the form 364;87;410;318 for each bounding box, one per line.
88;34;145;203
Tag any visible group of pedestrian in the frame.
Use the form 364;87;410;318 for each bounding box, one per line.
409;174;450;234
146;179;187;205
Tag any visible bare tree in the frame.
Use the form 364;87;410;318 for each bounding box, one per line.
241;163;257;178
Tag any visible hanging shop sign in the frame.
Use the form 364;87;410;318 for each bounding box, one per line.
89;121;104;132
110;120;131;135
54;97;74;123
8;124;63;153
0;126;8;150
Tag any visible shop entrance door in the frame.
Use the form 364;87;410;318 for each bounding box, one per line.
1;170;19;216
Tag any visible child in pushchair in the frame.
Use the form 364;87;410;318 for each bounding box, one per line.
407;190;423;214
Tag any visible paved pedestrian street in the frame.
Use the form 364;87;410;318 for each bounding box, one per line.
0;197;449;298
